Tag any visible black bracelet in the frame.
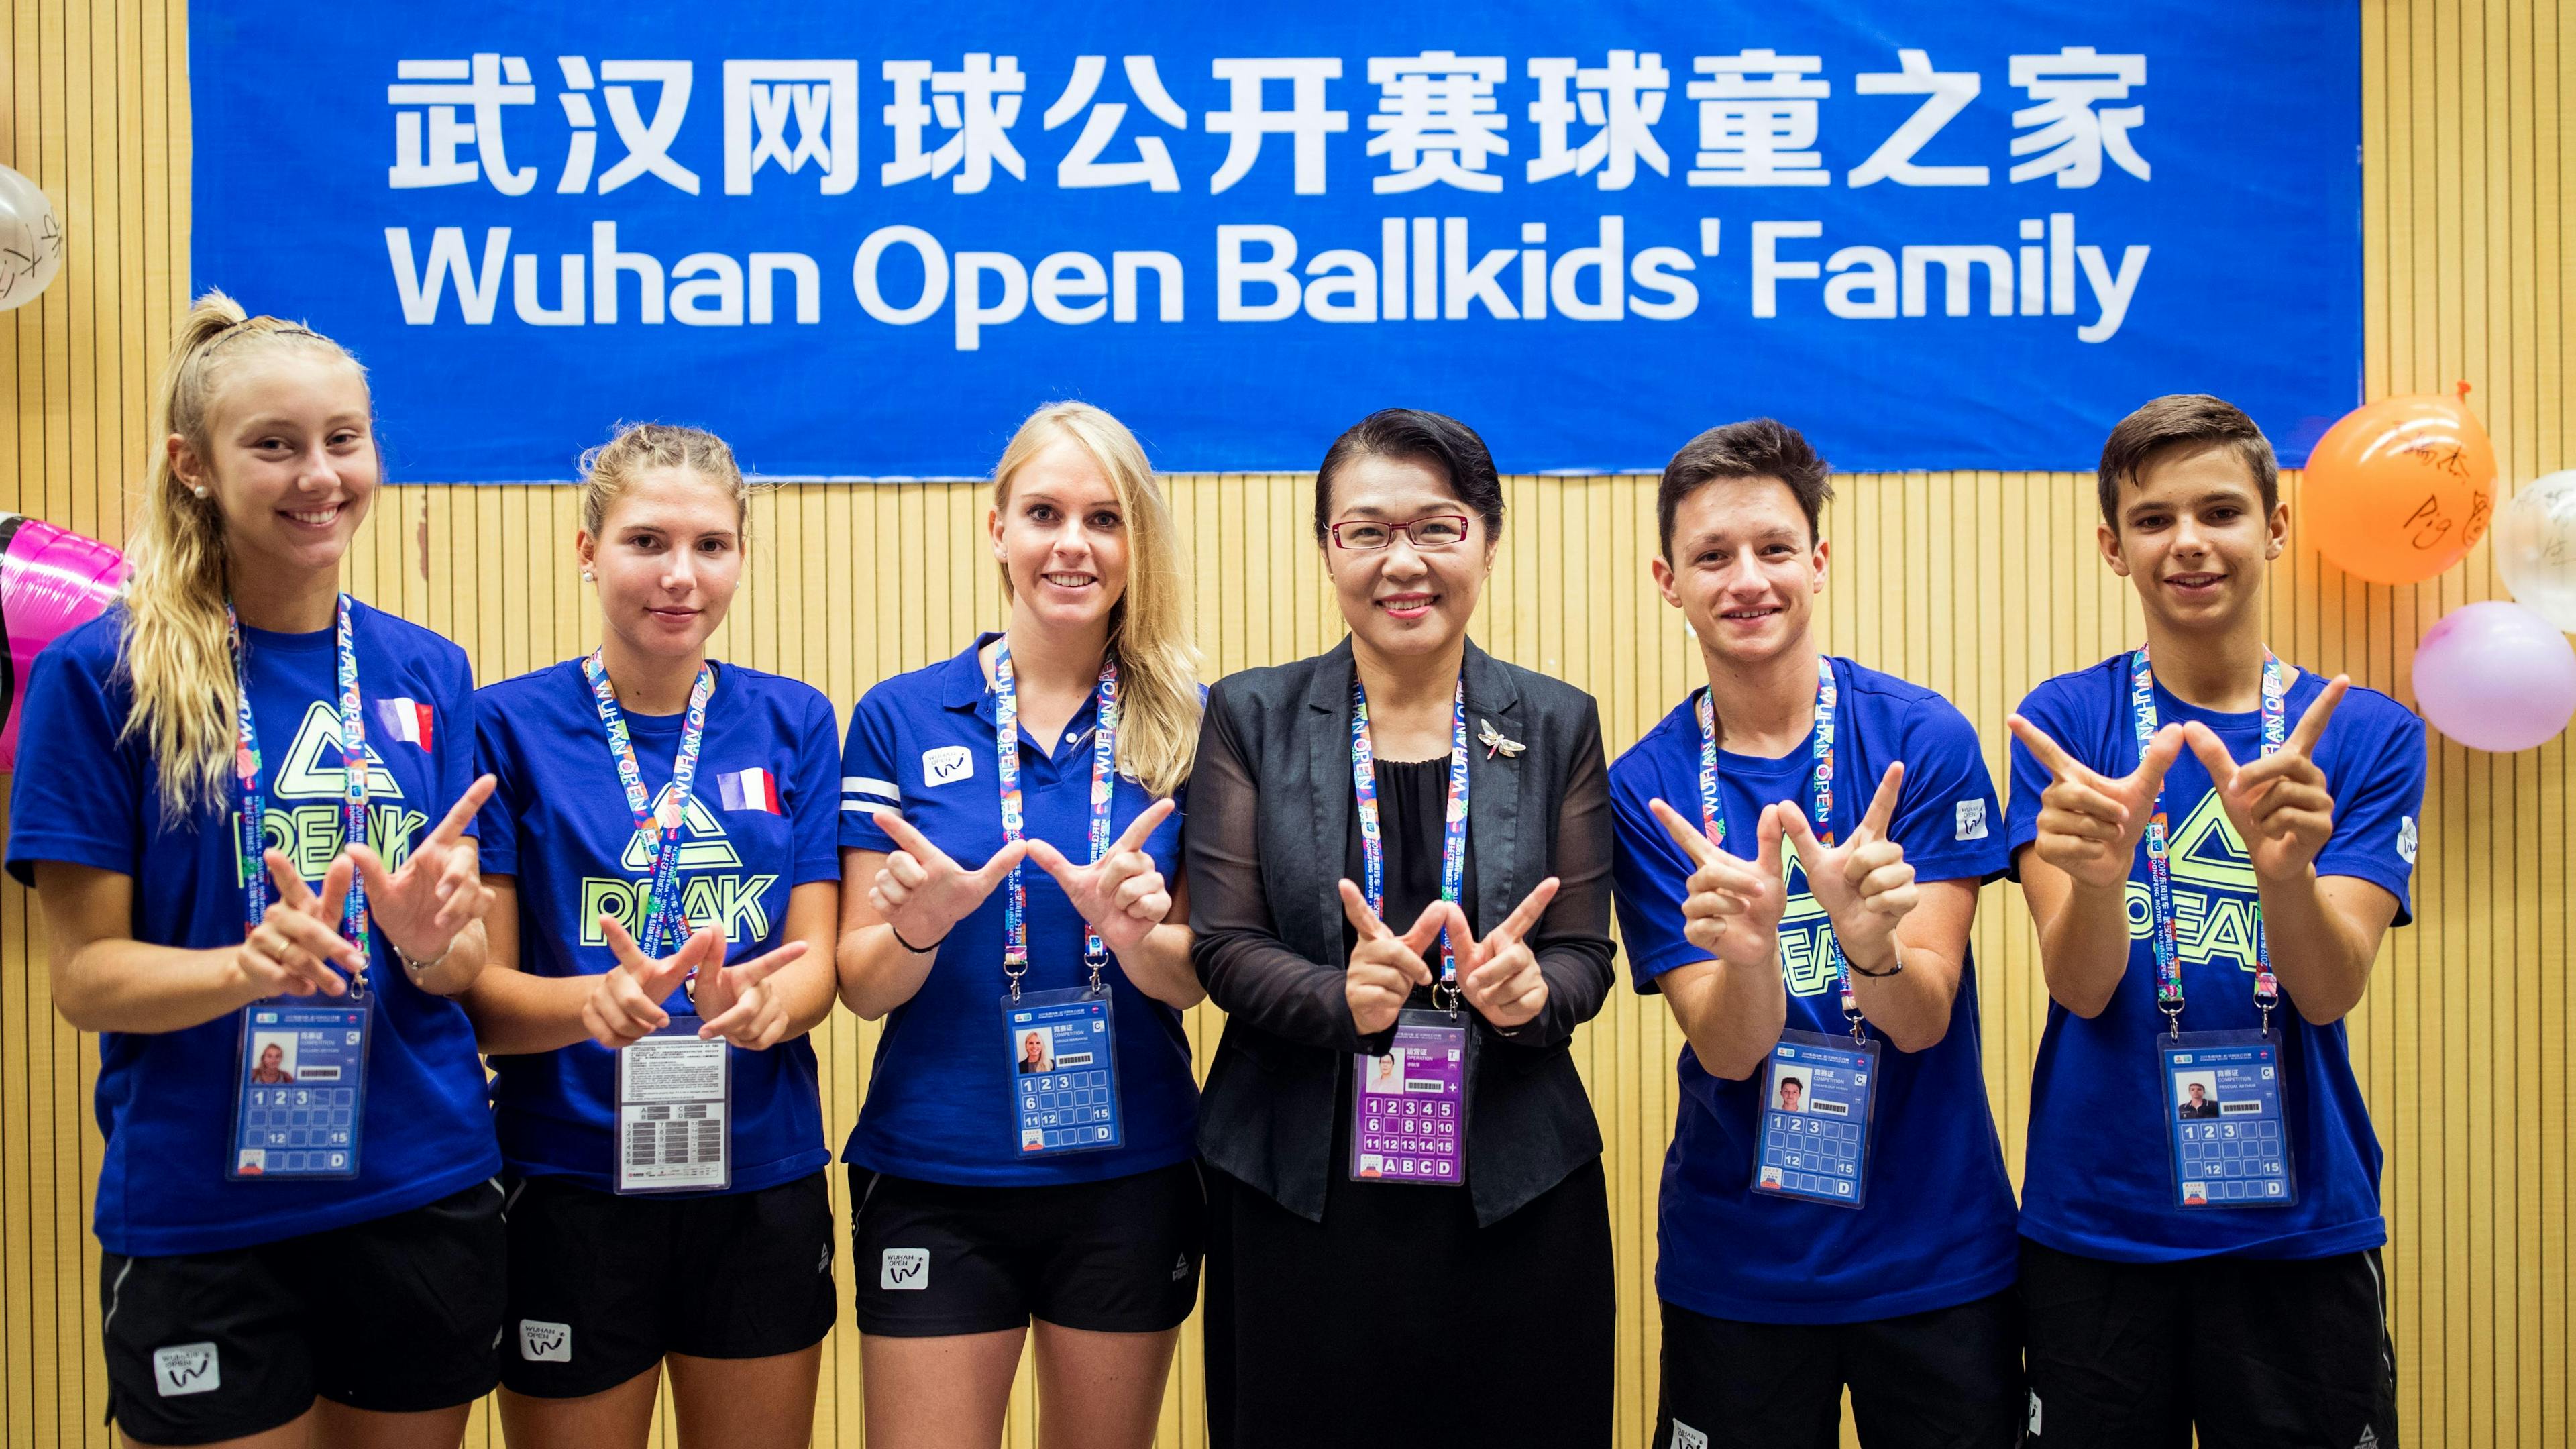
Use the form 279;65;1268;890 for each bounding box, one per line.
890;922;948;954
1847;949;1905;979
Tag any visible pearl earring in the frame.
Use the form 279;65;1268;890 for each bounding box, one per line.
191;484;209;499
581;568;595;582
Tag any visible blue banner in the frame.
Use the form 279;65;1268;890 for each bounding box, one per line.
191;3;2360;481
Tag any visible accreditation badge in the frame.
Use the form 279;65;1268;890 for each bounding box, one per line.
1750;1029;1879;1209
1004;987;1125;1156
616;1016;730;1193
229;1000;371;1181
1349;1009;1468;1185
2160;1029;2294;1208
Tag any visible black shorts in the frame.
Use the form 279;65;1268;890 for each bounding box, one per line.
99;1178;507;1446
2021;1237;2398;1448
849;1159;1205;1337
500;1169;838;1398
1654;1289;2025;1449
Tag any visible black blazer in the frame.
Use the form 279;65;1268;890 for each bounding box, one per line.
1187;638;1617;1226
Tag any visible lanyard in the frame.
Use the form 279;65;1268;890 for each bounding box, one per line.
1351;674;1470;1008
584;649;716;958
230;594;372;998
994;641;1122;1000
1696;656;1858;1034
2131;647;2286;1036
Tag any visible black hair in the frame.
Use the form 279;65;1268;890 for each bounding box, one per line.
1313;408;1505;545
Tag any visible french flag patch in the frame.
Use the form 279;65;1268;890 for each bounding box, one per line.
373;698;433;751
716;767;784;814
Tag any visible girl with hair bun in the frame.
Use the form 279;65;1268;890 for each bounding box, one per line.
462;422;841;1449
8;292;506;1448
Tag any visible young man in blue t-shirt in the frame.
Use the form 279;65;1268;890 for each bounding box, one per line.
2006;394;2424;1447
1610;419;2022;1448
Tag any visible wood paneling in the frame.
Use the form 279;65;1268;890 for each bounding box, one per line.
2;2;2568;1444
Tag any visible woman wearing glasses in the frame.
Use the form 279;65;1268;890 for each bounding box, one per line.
1187;409;1618;1447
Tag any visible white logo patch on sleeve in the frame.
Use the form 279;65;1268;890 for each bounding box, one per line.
1956;799;1989;841
1670;1422;1709;1449
2397;816;2418;866
519;1320;572;1362
881;1248;930;1289
152;1343;220;1397
922;745;975;787
2028;1390;2044;1436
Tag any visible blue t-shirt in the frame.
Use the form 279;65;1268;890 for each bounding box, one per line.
2005;655;2427;1263
5;602;501;1256
1609;657;2018;1324
474;658;840;1194
839;635;1196;1185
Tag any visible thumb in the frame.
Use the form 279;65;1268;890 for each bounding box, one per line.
971;839;1030;892
1756;804;1786;877
1023;837;1081;888
1399;898;1454;955
345;844;394;911
2135;724;2186;796
2181;723;2239;795
1777;800;1823;863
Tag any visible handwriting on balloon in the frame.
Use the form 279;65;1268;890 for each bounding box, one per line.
2406;493;2458;551
2396;437;2470;478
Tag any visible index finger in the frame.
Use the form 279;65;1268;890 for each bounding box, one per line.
598;913;652;971
427;775;497;849
1338;879;1392;941
871;810;955;871
1493;877;1560;945
2007;715;2084;783
1860;762;1905;838
1648;798;1723;865
1108;797;1176;858
2285;675;2349;757
719;938;808;992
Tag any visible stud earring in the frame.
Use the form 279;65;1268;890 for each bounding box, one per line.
581;569;595;582
191;484;210;499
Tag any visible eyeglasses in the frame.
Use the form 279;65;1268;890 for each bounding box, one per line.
1329;515;1472;551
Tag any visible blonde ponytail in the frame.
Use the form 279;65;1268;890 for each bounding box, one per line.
991;402;1202;797
118;291;368;818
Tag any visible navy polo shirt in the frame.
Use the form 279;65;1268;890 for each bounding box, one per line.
839;634;1196;1185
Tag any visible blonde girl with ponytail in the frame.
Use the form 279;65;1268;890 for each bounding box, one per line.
830;402;1206;1449
458;423;842;1449
7;292;508;1449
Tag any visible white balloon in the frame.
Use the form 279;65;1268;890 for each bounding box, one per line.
0;165;63;313
2493;470;2576;634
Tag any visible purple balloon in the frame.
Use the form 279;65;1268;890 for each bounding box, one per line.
2413;600;2576;752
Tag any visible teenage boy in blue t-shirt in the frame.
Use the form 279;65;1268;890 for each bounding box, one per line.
1610;420;2023;1448
2006;394;2424;1447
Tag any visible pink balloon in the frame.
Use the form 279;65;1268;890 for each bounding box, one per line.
2412;600;2576;752
0;515;131;771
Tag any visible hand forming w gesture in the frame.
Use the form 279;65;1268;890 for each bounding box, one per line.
868;809;1029;950
2008;715;2187;890
1778;763;1919;961
1454;877;1560;1029
1647;798;1788;971
1025;798;1177;957
2185;676;2348;884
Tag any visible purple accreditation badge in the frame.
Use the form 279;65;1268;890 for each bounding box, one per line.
1349;1010;1468;1186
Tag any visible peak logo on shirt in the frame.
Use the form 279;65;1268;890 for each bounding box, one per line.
274;701;407;802
1776;855;1843;999
2123;788;2263;975
580;786;778;945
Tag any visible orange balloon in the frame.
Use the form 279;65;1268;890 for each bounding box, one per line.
2301;383;2496;584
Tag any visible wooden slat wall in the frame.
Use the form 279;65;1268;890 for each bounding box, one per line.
3;2;2569;1444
